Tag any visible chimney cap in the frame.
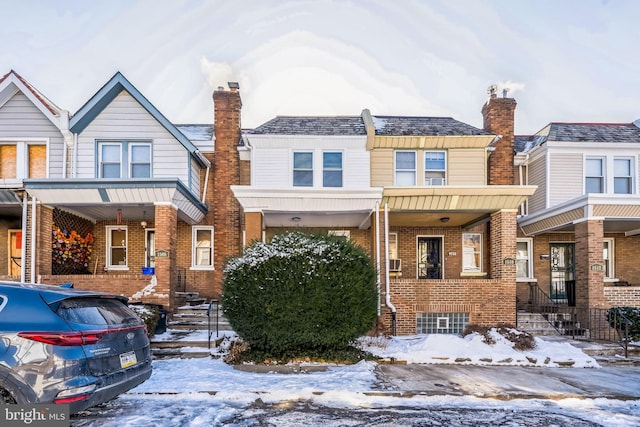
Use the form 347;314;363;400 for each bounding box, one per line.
228;82;240;91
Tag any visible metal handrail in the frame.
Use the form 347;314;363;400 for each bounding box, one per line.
206;299;219;349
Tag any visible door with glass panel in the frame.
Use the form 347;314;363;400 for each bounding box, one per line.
550;243;575;303
417;237;442;279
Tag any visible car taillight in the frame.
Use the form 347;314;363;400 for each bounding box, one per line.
18;330;106;346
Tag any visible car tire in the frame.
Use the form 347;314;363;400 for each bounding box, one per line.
0;387;17;404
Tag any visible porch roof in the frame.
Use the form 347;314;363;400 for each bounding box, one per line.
518;193;640;236
231;186;383;229
23;178;208;225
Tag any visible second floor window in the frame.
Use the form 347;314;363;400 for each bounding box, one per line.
323;152;343;187
293;152;313;187
424;151;446;185
614;158;632;194
99;141;151;179
585;157;604;194
395;151;416;186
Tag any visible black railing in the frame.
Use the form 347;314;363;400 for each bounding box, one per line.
207;299;219;349
175;267;186;293
519;283;632;357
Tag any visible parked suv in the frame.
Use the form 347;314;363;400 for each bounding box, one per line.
0;282;152;414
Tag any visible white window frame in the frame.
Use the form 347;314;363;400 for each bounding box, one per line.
322;151;343;188
516;238;534;281
462;233;482;273
129;142;152;178
293;151;314;187
603;238;615;281
192;226;214;269
395;151;417;186
99;142;122;178
0;139;50;183
388;232;398;260
424;150;447;185
613;157;634;195
106;225;128;270
584;156;605;194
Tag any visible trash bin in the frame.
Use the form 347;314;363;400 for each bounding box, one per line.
154;306;168;335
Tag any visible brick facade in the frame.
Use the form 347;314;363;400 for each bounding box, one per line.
482;95;516;185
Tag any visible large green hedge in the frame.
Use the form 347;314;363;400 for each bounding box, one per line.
222;231;378;357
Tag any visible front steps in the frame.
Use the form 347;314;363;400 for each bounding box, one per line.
517;312;560;336
151;296;234;359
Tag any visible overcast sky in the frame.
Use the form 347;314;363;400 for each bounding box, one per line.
2;0;638;134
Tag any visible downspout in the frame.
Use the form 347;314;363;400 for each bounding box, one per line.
31;196;36;283
201;164;210;203
384;203;397;335
20;193;28;282
72;133;78;178
375;202;381;316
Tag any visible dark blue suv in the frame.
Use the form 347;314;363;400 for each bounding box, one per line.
0;282;152;414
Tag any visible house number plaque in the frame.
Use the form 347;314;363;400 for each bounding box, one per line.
155;250;169;258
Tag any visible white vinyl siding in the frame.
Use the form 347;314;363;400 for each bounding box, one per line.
75;91;191;187
0;92;65;178
248;135;370;189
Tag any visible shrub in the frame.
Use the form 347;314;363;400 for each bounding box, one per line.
462;323;536;351
606;307;640;341
130;304;159;338
222;231;378;361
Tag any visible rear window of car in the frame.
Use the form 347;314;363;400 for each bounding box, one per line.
57;298;140;326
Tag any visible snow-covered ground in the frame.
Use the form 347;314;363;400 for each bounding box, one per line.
70;330;640;426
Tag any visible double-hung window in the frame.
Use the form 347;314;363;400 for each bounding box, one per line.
462;233;482;273
603;238;615;279
585;157;604;193
106;226;128;269
323;152;343;187
130;144;152;178
613;158;633;194
516;238;533;280
424;151;446;185
98;141;151;178
395;151;416;186
293;152;313;187
192;226;214;269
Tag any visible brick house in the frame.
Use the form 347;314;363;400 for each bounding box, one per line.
233;93;535;335
514;120;640;320
7;71;244;311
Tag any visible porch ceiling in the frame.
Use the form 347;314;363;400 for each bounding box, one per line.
23;179;208;225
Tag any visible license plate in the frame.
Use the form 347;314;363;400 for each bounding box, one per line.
120;351;137;368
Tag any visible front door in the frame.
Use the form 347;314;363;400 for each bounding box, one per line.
550;243;575;303
8;230;21;276
418;237;442;279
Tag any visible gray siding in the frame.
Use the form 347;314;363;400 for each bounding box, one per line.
548;152;582;206
528;154;547;213
75;91;192;190
0;92;65;178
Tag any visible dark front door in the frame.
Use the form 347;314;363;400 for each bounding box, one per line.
418;237;442;279
550;243;575;303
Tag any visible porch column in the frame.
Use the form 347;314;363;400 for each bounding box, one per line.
574;218;605;309
490;209;517;280
244;211;263;246
154;203;177;311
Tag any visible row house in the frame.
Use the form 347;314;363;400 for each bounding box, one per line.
233;93;536;335
515;121;640;321
0;70;243;311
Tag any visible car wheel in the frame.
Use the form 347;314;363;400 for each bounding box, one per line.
0;387;17;404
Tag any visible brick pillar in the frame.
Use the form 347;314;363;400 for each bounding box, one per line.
482;94;516;185
574;219;605;309
490;209;517;280
244;212;263;246
211;83;243;295
154;203;177;310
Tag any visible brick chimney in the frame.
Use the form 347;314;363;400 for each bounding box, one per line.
482;90;516;185
210;83;243;295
